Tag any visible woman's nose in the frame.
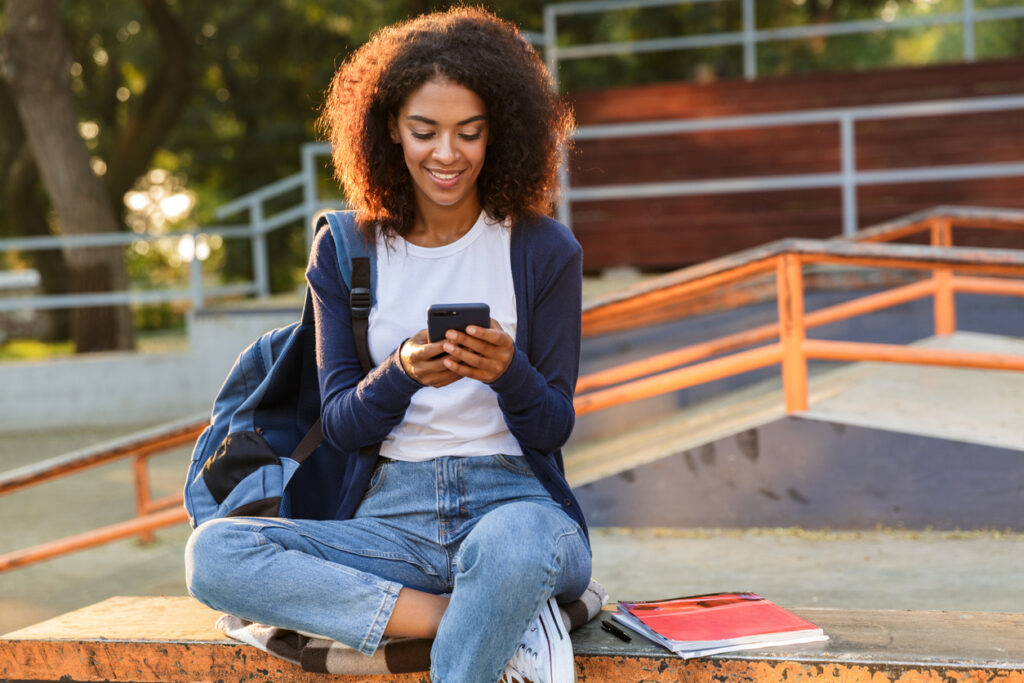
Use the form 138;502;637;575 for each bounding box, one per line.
433;135;457;164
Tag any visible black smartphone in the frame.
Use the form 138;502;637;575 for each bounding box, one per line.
428;303;491;343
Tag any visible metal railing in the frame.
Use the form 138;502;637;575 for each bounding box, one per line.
5;90;1022;319
0;143;338;315
541;0;1024;84
1;206;1022;573
0;414;206;572
574;206;1024;412
561;93;1024;233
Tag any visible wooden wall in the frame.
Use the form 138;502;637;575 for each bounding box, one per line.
566;58;1024;271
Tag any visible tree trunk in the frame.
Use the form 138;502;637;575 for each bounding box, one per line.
0;80;72;341
3;0;134;352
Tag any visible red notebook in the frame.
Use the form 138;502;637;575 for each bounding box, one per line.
612;592;827;658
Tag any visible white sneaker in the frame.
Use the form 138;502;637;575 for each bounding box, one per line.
501;597;575;683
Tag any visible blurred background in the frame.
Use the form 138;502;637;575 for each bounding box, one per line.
2;0;1022;356
1;0;1023;640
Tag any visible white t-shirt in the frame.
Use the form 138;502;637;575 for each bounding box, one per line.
369;211;523;461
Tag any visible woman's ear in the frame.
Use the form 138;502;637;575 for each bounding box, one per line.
388;115;400;143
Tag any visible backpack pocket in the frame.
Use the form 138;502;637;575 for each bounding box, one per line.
187;430;303;525
203;431;279;503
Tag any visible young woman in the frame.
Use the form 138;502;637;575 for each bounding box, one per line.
186;8;589;682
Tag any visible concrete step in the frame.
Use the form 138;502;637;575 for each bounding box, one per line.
3;597;1022;682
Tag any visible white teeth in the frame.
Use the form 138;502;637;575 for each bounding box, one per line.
430;170;459;180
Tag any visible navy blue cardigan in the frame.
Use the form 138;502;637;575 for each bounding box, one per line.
304;215;588;538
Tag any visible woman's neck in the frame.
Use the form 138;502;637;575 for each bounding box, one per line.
407;197;483;247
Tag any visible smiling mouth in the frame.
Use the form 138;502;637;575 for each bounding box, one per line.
428;169;463;181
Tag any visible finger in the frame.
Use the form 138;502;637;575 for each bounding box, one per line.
462;323;511;346
445;328;511;355
413;355;453;377
410;340;448;362
443;349;506;379
443;330;492;356
444;336;514;370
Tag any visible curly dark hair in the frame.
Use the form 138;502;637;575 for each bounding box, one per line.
317;7;573;239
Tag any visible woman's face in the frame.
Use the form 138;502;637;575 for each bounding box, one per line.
389;77;489;214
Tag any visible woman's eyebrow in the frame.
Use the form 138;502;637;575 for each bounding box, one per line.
406;114;487;125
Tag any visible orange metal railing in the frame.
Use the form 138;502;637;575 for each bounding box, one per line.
573;207;1024;416
0;416;206;572
1;206;1022;573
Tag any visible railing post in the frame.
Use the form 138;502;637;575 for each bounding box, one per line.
931;217;957;336
189;231;204;311
544;5;559;89
251;201;270;299
840;114;858;237
963;0;976;62
776;253;808;412
132;454;154;544
302;143;319;257
742;0;757;80
545;5;572;230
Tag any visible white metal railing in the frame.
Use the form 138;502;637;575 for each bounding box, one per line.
563;94;1024;235
0;143;338;314
3;0;1024;318
542;0;1024;85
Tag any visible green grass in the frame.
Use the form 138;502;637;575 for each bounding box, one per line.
0;328;188;362
0;339;75;361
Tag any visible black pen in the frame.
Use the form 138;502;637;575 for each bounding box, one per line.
601;619;632;642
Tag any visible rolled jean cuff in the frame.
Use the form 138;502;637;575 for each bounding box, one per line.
359;579;402;656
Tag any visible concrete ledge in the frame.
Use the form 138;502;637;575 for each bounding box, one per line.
2;597;1023;682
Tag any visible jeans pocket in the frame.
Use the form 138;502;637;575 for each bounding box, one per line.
363;458;390;499
491;454;534;476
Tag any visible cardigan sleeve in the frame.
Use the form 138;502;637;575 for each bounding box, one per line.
488;222;582;454
306;227;422;452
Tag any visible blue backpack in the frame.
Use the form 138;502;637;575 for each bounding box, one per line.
184;210;377;528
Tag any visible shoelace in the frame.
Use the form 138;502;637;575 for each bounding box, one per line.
501;638;543;683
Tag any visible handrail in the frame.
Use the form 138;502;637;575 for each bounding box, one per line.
582;207;1024;335
543;0;1024;82
2;208;1022;573
566;95;1024;234
0;414;207;572
574;212;1024;419
0;413;207;497
0;144;338;313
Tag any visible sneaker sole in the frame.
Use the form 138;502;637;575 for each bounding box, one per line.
538;598;575;682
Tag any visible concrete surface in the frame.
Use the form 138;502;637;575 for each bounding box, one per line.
0;305;297;431
3;426;1024;637
6;597;1023;683
804;331;1024;451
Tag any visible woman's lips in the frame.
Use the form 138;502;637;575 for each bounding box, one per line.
427;168;464;188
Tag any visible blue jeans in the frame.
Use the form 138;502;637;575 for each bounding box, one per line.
185;454;592;683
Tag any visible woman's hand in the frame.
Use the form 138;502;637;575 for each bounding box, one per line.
440;319;514;383
400;329;461;388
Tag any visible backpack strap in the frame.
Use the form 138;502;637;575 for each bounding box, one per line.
293;211;378;466
317;210;375;375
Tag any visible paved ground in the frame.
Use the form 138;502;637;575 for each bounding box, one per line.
2;425;1023;636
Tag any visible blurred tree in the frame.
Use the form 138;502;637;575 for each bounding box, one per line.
3;0;135;351
0;0;1020;354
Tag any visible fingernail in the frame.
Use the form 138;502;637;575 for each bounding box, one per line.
446;330;457;340
443;343;454;353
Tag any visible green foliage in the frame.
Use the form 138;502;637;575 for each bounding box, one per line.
3;0;1023;338
553;0;1024;90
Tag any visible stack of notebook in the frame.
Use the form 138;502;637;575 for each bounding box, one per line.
612;592;828;659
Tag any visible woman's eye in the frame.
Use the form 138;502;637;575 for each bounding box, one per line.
460;133;482;141
411;131;434;140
